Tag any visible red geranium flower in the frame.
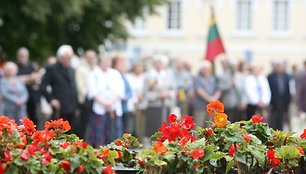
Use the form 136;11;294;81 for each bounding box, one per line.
181;115;195;130
168;114;177;123
20;117;36;135
192;149;205;159
61;160;71;172
194;163;200;169
251;115;263;124
204;128;213;136
45;118;71;132
206;100;224;117
77;164;85;173
116;150;122;161
228;144;240;157
74;141;88;149
0;116;17;134
32;130;55;145
27;144;40;156
297;147;305;156
4;150;13;163
41;151;52;166
102;164;115;174
60;142;71;149
300;129;306;139
114;140;123;146
153;141;168;154
182;150;191;156
0;163;4;174
242;133;251;143
267;150;281;167
20;151;29;161
97;149;110;162
138;160;145;168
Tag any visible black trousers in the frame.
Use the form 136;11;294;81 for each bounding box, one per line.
77;104;90;139
246;104;265;120
27;97;38;125
226;108;243;123
270;104;286;130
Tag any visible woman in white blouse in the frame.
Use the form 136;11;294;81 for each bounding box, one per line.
86;56;124;147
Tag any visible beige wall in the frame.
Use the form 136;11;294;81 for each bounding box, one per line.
126;0;306;74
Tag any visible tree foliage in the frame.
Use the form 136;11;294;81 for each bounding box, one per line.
0;0;166;61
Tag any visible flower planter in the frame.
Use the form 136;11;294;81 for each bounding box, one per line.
113;166;138;174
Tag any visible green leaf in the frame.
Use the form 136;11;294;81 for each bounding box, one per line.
277;146;301;159
226;158;235;174
154;159;167;166
248;145;265;167
163;152;176;162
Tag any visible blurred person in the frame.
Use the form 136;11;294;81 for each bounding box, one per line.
297;60;306;120
38;56;57;129
112;56;136;135
288;65;299;119
245;64;271;119
0;51;7;69
193;60;221;127
75;50;97;138
267;60;291;130
172;58;193;115
86;55;124;147
184;61;195;116
0;62;28;122
0;51;7;115
219;60;247;123
16;47;40;125
40;45;79;133
144;54;176;137
128;63;147;142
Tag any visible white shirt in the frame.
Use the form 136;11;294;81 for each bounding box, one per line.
87;67;124;116
245;74;271;105
126;73;146;110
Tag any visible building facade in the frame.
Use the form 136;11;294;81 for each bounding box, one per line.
125;0;306;73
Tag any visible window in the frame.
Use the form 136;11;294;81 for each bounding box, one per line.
236;0;252;32
167;0;182;30
133;17;146;31
272;0;289;31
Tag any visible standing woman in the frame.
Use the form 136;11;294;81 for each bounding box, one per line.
86;56;124;147
128;63;147;142
0;62;28;122
112;56;136;135
144;55;176;137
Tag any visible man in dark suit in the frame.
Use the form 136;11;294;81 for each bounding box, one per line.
268;60;291;130
16;47;41;125
40;45;78;132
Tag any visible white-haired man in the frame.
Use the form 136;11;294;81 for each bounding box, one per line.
40;45;78;133
193;60;221;127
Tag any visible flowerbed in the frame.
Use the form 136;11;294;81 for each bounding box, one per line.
1;101;306;174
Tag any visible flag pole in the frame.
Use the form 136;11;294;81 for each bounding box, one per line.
210;5;217;75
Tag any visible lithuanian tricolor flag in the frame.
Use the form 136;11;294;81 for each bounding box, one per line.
205;9;225;62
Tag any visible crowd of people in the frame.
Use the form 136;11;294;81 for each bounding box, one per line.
0;45;305;147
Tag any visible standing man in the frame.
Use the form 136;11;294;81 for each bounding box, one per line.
75;50;97;138
268;61;291;130
193;60;221;127
172;58;193;115
245;64;271;119
40;45;78;133
16;47;40;125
